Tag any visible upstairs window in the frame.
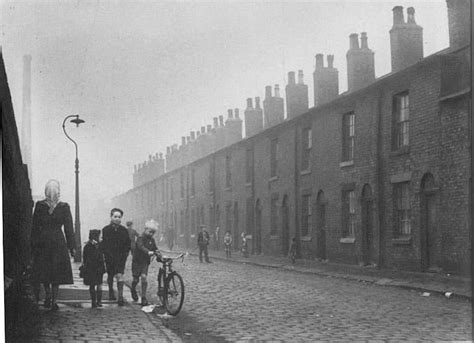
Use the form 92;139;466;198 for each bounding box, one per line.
270;138;278;178
209;161;215;192
393;92;409;149
342;112;355;161
246;148;253;183
225;154;232;188
301;127;312;171
180;172;185;198
270;196;278;235
191;169;195;196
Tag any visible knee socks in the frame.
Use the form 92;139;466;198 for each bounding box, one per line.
117;281;124;299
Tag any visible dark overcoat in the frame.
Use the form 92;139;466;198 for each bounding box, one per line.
31;200;75;284
82;242;105;286
101;224;130;275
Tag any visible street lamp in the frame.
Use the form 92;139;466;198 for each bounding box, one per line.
62;114;85;262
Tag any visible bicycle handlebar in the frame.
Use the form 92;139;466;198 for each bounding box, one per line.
153;251;188;264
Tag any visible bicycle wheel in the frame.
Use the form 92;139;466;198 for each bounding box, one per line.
157;268;166;306
164;272;185;316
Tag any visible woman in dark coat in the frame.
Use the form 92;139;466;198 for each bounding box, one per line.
82;229;105;308
31;179;76;311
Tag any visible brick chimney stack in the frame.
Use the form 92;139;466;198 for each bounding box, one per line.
390;6;423;72
225;108;243;146
245;97;263;137
346;33;375;92
446;0;470;49
263;84;284;127
286;70;309;119
313;54;339;107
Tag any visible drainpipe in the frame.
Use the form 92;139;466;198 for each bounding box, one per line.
376;90;385;268
294;126;301;258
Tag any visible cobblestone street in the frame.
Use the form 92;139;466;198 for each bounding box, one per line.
138;253;472;342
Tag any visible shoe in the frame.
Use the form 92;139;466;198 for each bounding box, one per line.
96;302;103;308
109;291;116;301
141;298;149;306
206;260;213;263
91;301;97;308
117;297;124;306
51;303;59;311
131;288;138;302
44;298;51;308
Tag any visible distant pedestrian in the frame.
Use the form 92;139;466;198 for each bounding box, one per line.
31;179;76;311
241;232;249;258
81;230;105;308
223;231;232;258
131;220;161;306
214;226;221;250
126;221;139;256
166;226;175;251
102;208;131;306
288;237;297;264
197;225;211;263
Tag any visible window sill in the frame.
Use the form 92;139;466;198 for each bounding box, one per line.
207;191;214;196
390;146;410;157
340;237;355;244
225;187;232;192
270;235;280;240
300;169;311;176
339;160;354;168
245;182;252;188
300;236;312;242
391;237;412;245
269;176;278;183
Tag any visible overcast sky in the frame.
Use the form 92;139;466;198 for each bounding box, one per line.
1;0;449;226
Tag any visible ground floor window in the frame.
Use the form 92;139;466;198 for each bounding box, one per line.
394;182;411;236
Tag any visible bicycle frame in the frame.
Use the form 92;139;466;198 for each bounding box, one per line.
154;252;186;315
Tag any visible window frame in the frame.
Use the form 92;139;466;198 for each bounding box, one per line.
301;193;312;237
392;92;410;150
342;189;356;238
301;127;312;171
342;112;355;162
270;138;278;178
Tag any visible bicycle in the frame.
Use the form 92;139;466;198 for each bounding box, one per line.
154;252;186;316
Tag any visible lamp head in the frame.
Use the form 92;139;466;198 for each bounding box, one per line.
71;115;85;127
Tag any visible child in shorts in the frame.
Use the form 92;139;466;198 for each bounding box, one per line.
131;220;160;306
82;229;105;308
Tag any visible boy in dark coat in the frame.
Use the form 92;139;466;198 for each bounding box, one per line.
197;225;211;263
82;230;105;308
101;208;130;306
131;220;161;306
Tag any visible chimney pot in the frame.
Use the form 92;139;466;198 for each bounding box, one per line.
288;71;296;85
297;70;304;84
196;131;201;137
274;84;280;98
349;33;359;49
181;136;186;145
327;55;334;68
186;136;191;144
315;54;324;69
255;97;261;109
227;109;233;119
207;124;212;132
159;152;163;159
190;131;196;140
246;98;253;109
201;126;206;134
234;108;240;118
393;6;404;25
407;7;416;24
166;146;171;154
360;32;368;49
149;154;152;161
265;85;272;98
219;115;224;126
213;117;219;128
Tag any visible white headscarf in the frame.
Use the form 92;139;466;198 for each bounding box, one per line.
44;179;60;214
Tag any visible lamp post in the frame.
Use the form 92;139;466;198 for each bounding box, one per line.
62;114;85;262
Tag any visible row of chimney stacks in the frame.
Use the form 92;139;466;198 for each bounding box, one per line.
133;1;469;187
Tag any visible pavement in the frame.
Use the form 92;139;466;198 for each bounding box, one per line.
33;262;182;343
174;244;471;301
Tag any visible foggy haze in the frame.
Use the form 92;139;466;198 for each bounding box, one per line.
1;0;448;232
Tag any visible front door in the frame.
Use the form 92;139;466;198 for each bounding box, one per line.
255;201;262;254
361;199;375;265
421;193;437;270
281;196;290;255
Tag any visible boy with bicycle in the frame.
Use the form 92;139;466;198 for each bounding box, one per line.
131;220;161;306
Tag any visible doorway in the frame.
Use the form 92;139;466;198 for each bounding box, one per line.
361;185;375;265
255;199;262;254
281;195;290;255
420;173;438;271
316;190;327;260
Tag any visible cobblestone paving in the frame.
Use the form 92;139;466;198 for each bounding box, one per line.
136;256;472;342
34;263;182;343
